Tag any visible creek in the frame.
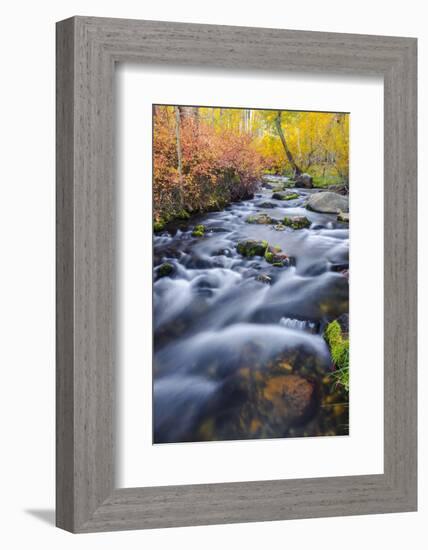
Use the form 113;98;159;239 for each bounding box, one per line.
153;177;349;443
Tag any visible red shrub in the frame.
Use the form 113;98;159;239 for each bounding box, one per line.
153;109;266;222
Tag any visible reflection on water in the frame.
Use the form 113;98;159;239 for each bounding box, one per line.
153;182;349;443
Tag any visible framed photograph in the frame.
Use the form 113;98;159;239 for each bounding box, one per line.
56;16;417;532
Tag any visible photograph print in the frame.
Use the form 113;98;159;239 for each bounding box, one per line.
153;104;349;444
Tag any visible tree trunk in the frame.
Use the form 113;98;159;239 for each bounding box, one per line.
178;106;198;121
240;110;245;133
274;111;302;176
174;106;184;208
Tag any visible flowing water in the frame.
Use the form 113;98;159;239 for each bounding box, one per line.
153;177;349;443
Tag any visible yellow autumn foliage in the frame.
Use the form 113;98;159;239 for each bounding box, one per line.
191;107;349;181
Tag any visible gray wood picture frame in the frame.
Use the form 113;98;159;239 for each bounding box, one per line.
56;16;417;533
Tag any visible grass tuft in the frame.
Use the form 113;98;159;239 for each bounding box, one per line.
324;320;349;391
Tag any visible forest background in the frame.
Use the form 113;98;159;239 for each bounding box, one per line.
153;105;349;229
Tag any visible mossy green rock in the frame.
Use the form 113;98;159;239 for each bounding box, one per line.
283;216;311;229
158;262;174;278
294;173;313;189
264;246;289;267
245;213;274;225
236;239;268;257
192;224;206;237
264;250;274;263
272;192;299;201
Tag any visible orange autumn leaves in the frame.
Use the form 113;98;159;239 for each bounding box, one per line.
153;106;264;224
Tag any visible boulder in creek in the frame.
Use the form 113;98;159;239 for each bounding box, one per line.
328;183;349;195
157;262;174;278
264;246;290;267
272;191;299;201
261;182;275;190
261;374;316;424
294;173;313;188
209;370;317;440
208;226;229;233
337;211;349;223
269;183;296;191
236;239;268;257
283;215;311;229
258;201;277;209
245;213;275;225
256;273;272;284
307;191;349;214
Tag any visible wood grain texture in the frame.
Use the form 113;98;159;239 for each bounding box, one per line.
56;18;75;532
56;16;417;533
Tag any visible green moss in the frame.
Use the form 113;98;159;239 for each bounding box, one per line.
236;243;244;255
158;262;174;278
264;251;274;263
325;320;341;349
237;240;288;265
312;175;344;188
263;246;288;267
153;220;165;232
283;216;311;229
273;192;299;201
324;320;349;391
192;224;206;237
237;239;268;257
176;209;190;220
